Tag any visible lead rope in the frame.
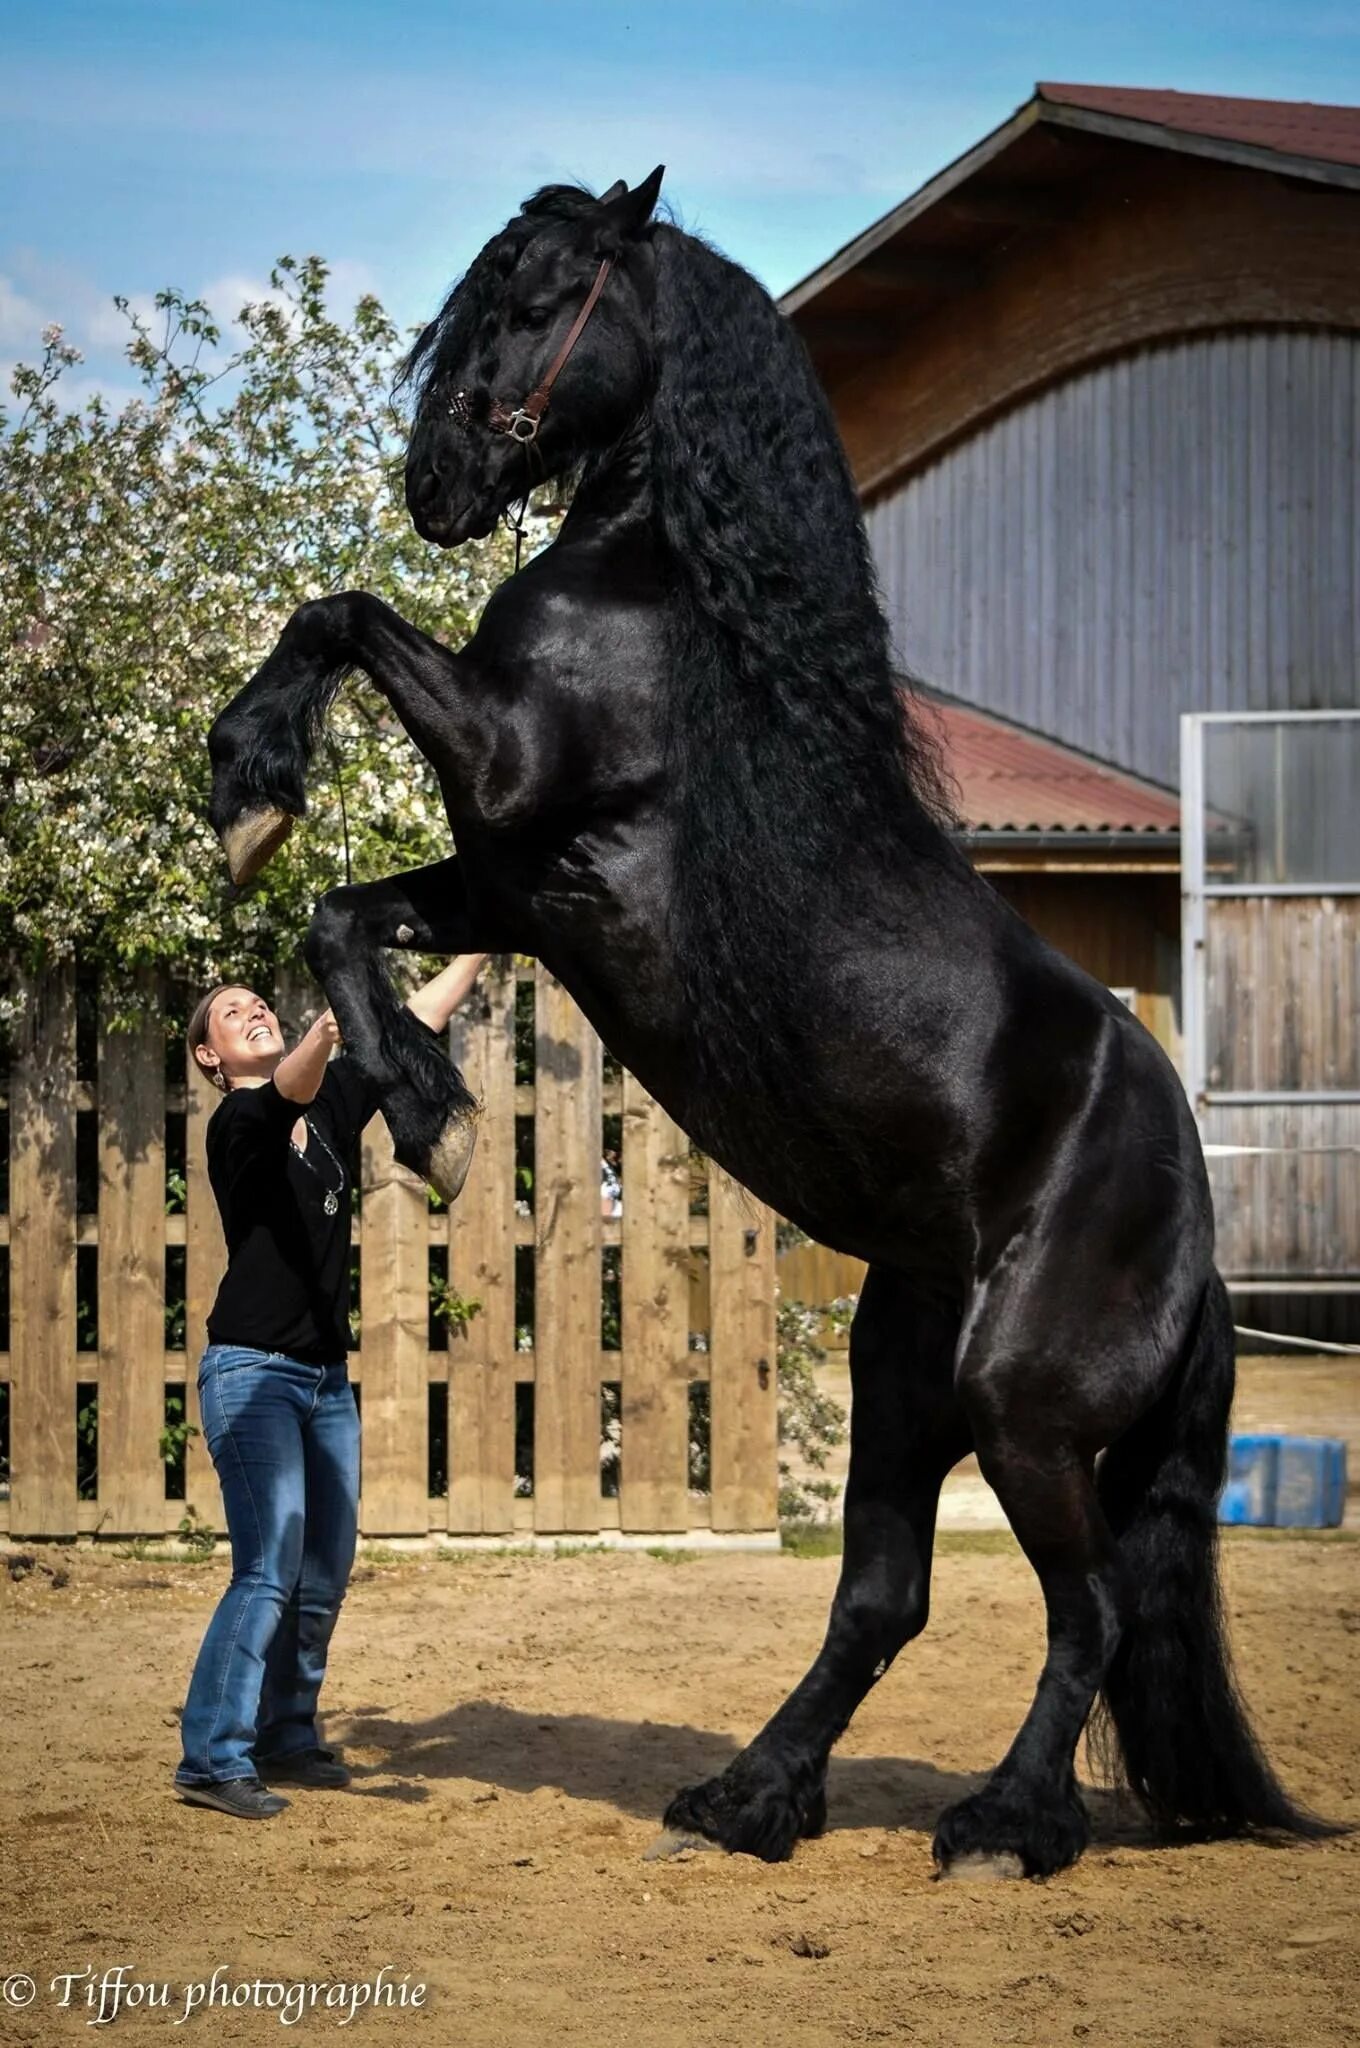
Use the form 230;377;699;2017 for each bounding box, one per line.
504;486;532;574
326;729;354;888
1232;1325;1360;1356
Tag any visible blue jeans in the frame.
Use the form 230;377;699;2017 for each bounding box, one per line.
174;1345;360;1786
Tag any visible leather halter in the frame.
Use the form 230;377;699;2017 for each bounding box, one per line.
449;257;614;445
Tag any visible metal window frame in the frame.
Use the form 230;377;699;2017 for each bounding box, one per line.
1182;709;1360;1297
1181;708;1360;1114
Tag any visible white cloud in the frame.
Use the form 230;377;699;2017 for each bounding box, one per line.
0;274;50;348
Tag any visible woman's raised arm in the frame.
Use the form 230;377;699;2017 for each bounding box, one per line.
405;953;489;1034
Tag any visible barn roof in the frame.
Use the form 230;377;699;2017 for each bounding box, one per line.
781;83;1360;356
1036;82;1360;173
925;694;1181;838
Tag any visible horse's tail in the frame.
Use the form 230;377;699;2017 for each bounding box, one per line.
1090;1270;1339;1840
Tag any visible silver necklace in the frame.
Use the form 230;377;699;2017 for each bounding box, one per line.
290;1117;346;1217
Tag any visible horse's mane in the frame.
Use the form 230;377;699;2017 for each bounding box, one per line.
648;223;957;1163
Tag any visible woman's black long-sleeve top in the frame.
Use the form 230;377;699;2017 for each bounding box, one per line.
204;1057;379;1365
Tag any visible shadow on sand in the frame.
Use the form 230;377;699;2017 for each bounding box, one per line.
333;1698;1147;1844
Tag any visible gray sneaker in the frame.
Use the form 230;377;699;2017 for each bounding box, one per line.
175;1775;290;1819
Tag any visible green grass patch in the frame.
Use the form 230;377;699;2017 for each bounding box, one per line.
110;1541;219;1565
935;1528;1022;1557
780;1521;843;1557
780;1523;1027;1560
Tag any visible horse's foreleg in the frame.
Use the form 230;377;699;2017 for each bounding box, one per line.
661;1271;968;1861
208;592;466;885
306;858;510;1203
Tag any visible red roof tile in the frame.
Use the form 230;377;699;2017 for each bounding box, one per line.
920;696;1181;835
1038;82;1360;172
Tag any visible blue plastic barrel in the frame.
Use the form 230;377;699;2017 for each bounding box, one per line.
1218;1434;1347;1528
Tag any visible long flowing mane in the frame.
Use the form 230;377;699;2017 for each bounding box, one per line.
648;224;956;1158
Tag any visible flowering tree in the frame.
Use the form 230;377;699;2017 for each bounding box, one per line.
0;257;516;1019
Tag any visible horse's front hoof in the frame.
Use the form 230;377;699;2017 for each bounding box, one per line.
663;1764;824;1864
932;1777;1090;1881
423;1107;481;1204
221;805;295;886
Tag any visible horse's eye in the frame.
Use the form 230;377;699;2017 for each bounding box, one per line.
520;306;553;332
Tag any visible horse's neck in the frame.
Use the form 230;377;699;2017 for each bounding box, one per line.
558;426;653;542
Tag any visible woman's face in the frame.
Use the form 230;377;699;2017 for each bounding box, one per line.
197;986;286;1089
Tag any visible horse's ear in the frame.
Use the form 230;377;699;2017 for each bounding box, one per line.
595;166;665;247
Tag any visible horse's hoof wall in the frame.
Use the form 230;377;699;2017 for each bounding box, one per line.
936;1850;1026;1884
427;1110;480;1204
643;1829;723;1863
222;806;295;886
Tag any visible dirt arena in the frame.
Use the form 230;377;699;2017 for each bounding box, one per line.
4;1514;1357;2048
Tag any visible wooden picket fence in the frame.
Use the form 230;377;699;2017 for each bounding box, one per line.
0;961;778;1544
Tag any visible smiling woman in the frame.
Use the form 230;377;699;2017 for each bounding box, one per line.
171;959;486;1822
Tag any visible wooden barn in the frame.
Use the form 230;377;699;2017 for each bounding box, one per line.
782;84;1360;1332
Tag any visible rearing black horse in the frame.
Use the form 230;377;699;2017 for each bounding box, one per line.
207;170;1331;1876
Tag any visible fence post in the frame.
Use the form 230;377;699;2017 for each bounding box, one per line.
533;964;602;1533
9;965;78;1537
358;1115;431;1535
446;955;517;1535
98;966;168;1533
708;1167;778;1532
620;1074;691;1532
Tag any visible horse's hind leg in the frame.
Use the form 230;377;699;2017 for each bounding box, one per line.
662;1268;969;1861
932;1314;1136;1880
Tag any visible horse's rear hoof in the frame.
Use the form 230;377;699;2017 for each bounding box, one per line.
932;1779;1090;1881
221;806;295;885
425;1108;481;1204
935;1850;1027;1884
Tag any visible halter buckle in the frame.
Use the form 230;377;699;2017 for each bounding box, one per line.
503;408;540;444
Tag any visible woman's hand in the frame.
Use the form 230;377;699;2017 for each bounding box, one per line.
309;1009;343;1052
274;1008;343;1105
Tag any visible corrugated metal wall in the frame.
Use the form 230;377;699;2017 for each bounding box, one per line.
867;331;1360;788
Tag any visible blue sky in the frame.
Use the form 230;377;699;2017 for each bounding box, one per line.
4;0;1359;403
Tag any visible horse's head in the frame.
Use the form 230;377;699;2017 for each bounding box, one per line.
403;168;664;547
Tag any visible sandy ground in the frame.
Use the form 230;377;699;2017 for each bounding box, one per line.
3;1524;1358;2048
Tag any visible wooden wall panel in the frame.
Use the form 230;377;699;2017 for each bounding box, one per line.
1205;1102;1360;1279
819;155;1360;496
1207;897;1360;1094
708;1168;777;1532
357;1116;431;1534
532;964;603;1533
97;968;167;1533
619;1072;691;1532
446;956;517;1534
9;966;78;1537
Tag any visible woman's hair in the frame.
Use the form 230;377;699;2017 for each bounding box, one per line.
187;983;238;1092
